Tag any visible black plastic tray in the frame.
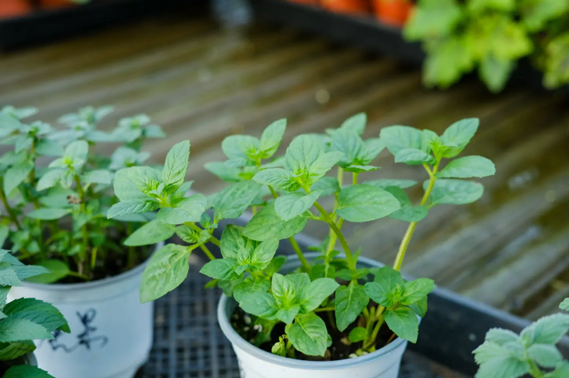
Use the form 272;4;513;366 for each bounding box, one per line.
0;0;204;50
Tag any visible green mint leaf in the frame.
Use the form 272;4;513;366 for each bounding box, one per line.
222;135;260;162
4;162;33;195
336;184;400;222
527;343;563;368
140;244;190;302
162;140;190;192
479;55;515;93
285;135;324;176
200;259;240;281
402;278;435;305
475;356;529;378
36;169;66;191
363;179;418;189
27;208;71;221
357;138;385;165
0;341;36;363
440;118;479;158
124;220;176;246
339;113;366;135
365;266;405;307
343;165;379;174
384;307;419;343
272;273;297;309
81;169;111;185
25;260;70;284
394;148;436;166
107;199;159;219
308;151;345;184
485;328;520;346
243;203;308;241
157;194;207;224
384;186;428;222
311;176;340;196
349;327;367;343
272;339;287;357
298;278;339;313
520;313;569;345
250;239;279;271
3;298;68;333
404;0;463;41
335;282;370;332
427;179;484;205
233;279;271;303
64;140;88;162
252;168;300;191
286;273;311;291
286;313;328;357
238;292;279;319
264;255;287;277
437;156;496;179
331;128;363;167
112;168;150;201
545;362;569;378
220;225;279;270
409;296;428;317
473;341;511;365
0;268;21;286
213;181;262;220
0;317;53;343
275;191;321;221
204;162;242;183
175;225;209;244
380;125;425;156
260;119;286;159
560;298;569;311
3;365;55;378
276;306;300;325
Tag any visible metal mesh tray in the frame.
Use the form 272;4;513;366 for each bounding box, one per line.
140;258;467;378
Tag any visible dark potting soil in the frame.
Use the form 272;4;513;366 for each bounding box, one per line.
230;304;394;361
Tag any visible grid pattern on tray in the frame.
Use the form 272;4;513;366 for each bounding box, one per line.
141;262;464;378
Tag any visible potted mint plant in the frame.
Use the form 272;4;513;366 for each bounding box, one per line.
109;114;495;377
474;299;569;378
0;249;69;378
0;105;164;378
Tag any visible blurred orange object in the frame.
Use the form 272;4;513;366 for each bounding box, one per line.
374;0;412;26
40;0;75;9
321;0;370;15
0;0;31;18
287;0;319;4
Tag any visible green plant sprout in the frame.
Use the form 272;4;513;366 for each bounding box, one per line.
109;114;496;358
474;299;569;378
0;105;165;283
0;249;69;378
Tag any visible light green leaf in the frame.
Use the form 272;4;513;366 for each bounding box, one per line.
409;296;428;317
3;298;68;333
25;260;70;284
260;119;286;159
112;168;150;201
0;268;22;286
384;186;428;222
560;298;569;311
285;135;324;175
427;179;484;205
140;244;190;302
204;162;242;183
222;135;260;162
331;128;363;167
475;356;529;378
4;162;33;194
157;194;207;224
380;125;425;156
244;203;308;241
124;220;176;246
82;169;111;185
357;138;385;164
528;343;563;368
473;341;512;365
36;139;64;157
485;328;520;346
311;176;340;196
275;191;321;221
162;140;190;192
335;282;369;332
200;259;240;281
404;0;463;40
479;55;515;93
238;292;278;319
213;181;262;220
0;318;53;343
286;313;328;357
437;156;495;179
3;365;55;378
363;179;417;189
253;169;300;191
0;340;36;361
27;208;71;220
299;278;339;313
440;118;479;158
36;169;65;192
308;151;344;184
402;278;434;305
384;307;419;343
340;113;366;135
272;273;297;309
233;279;271;303
394;148;436;166
545;362;569;378
336;184;400;222
250;239;279;270
107;199;159;219
349;327;368;343
521;313;569;345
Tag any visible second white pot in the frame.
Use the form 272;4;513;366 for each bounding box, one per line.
8;255;155;378
218;253;410;378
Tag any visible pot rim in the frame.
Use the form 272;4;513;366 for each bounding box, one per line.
19;242;162;292
217;252;408;370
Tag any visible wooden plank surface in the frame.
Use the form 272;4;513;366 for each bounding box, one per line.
1;13;568;320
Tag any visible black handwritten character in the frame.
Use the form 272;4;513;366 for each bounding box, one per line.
43;308;109;353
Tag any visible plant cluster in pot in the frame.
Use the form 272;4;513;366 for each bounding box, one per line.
0;106;168;378
110;113;496;377
0;250;70;378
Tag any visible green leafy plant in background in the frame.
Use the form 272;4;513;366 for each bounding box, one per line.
474;299;569;378
110;114;495;358
404;0;569;92
0;249;69;378
0;105;165;283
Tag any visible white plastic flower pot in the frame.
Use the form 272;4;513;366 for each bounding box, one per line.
217;253;410;378
8;252;156;378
